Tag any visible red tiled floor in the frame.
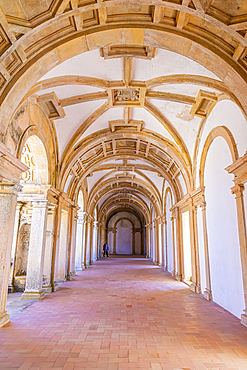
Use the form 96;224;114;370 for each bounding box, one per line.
1;257;247;370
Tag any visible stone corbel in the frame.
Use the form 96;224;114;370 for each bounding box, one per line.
0;141;28;184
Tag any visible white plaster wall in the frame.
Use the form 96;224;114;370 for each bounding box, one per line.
135;232;141;255
205;137;245;318
116;219;132;254
166;192;173;274
197;207;206;294
196;100;247;188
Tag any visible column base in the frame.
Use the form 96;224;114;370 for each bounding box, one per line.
176;273;182;281
21;290;45;300
42;285;52;293
241;313;247;327
75;267;83;273
0;312;10;328
67;273;74;281
52;282;59;292
190;282;197;293
196;285;201;294
204;288;212;301
172;270;176;277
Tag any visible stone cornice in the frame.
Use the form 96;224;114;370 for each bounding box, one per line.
225;151;247;185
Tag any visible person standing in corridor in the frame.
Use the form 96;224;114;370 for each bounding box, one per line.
103;243;109;257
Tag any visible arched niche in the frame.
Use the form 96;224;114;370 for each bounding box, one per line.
20;135;49;185
107;211;142;255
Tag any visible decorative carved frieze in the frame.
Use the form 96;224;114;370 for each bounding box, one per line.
113;88;140;105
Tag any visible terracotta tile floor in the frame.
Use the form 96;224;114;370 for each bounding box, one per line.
1;257;247;370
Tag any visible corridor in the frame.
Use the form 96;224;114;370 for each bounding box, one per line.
1;258;247;370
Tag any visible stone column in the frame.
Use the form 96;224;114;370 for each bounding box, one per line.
97;223;101;259
57;209;69;282
145;224;150;258
50;200;60;292
75;210;84;272
83;213;88;269
189;202;200;293
84;217;92;267
170;216;176;276
163;216;168;271
200;201;212;300
9;202;23;292
68;207;77;279
132;228;135;255
92;221;98;262
173;207;182;281
22;199;49;300
156;218;162;266
113;228;117;254
193;205;201;293
141;227;145;255
0;184;21;327
89;218;94;265
231;185;247;327
42;204;56;293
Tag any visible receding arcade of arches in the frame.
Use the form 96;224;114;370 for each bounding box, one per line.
0;1;247;339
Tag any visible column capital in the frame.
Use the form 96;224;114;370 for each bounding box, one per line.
199;201;207;211
93;220;99;228
231;184;245;198
0;183;22;195
31;199;50;208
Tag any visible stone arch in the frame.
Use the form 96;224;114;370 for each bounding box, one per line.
199;126;239;187
11;102;57;186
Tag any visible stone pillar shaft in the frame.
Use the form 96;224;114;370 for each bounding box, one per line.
113;228;117;254
0;184;20;327
200;202;212;300
189;203;201;293
145;225;150;258
171;217;176;277
22;199;49;300
132;229;135;255
83;217;88;269
231;185;247;327
42;205;56;293
9;203;23;292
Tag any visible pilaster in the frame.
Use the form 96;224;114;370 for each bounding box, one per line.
231;184;247;327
